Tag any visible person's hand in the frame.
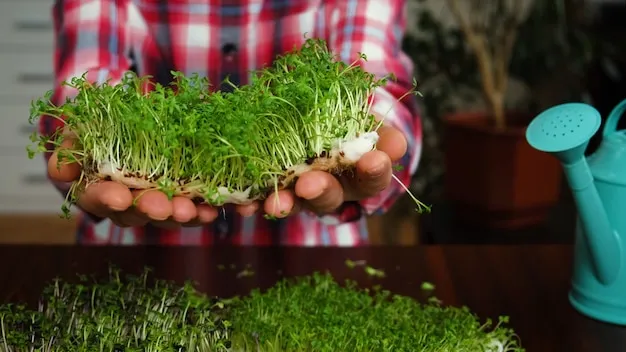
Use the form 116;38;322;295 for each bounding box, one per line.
48;118;405;227
261;122;407;218
48;130;258;228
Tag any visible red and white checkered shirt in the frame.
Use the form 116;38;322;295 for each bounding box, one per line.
41;0;422;246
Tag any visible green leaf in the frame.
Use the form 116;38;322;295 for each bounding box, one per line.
421;281;436;291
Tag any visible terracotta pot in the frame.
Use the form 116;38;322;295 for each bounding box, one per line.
442;111;563;230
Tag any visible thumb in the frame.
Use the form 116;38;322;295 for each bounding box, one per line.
48;132;81;182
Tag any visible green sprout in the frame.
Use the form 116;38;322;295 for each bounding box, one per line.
27;37;430;219
230;272;523;352
0;267;233;352
364;266;386;278
0;267;523;352
237;265;255;279
344;259;367;269
345;260;385;278
421;281;436;291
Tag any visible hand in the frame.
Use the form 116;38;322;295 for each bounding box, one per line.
261;123;407;218
48;121;405;227
48;131;258;228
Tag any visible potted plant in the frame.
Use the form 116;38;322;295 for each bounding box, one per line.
403;0;597;230
0;265;524;351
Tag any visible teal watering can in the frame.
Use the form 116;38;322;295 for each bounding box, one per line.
526;99;626;325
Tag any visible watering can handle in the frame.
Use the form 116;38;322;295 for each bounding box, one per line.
602;98;626;138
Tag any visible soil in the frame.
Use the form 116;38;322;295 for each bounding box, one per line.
76;134;377;206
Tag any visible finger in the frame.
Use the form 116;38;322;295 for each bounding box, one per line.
146;196;198;229
236;201;260;217
178;205;220;227
77;181;134;217
178;215;209;228
375;124;407;162
294;171;344;215
61;125;77;138
346;149;392;200
131;190;173;221
196;204;219;223
264;190;301;218
48;137;81;182
170;196;197;223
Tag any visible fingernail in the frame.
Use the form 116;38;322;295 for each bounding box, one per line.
150;213;171;221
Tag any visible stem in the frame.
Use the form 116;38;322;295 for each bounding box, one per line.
391;173;431;213
0;316;7;352
488;91;506;130
446;0;529;130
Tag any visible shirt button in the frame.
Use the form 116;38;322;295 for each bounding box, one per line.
222;43;237;55
222;43;238;58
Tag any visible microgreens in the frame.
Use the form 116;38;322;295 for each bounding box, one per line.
392;164;405;172
236;265;255;279
345;259;386;278
344;259;367;269
26;37;430;218
229;272;523;352
421;281;436;291
0;267;233;352
364;266;386;278
0;266;523;352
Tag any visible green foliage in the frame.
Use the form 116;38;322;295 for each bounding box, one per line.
0;267;523;352
230;273;522;352
400;0;609;203
403;0;605;119
0;267;233;352
27;38;425;217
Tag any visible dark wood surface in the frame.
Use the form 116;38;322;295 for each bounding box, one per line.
0;244;624;351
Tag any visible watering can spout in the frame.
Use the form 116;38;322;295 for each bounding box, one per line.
526;103;620;285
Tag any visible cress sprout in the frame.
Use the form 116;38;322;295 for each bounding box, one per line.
0;266;524;352
27;38;431;218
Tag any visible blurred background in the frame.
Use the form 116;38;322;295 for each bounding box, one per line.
0;0;624;245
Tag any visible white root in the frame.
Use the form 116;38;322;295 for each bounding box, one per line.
93;132;380;205
335;131;379;162
487;338;505;352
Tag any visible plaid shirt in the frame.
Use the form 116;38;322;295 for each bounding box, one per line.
42;0;422;246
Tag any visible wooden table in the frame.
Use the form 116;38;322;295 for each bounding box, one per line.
0;244;624;351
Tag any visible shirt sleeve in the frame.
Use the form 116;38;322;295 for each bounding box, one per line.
41;0;132;218
325;0;423;216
